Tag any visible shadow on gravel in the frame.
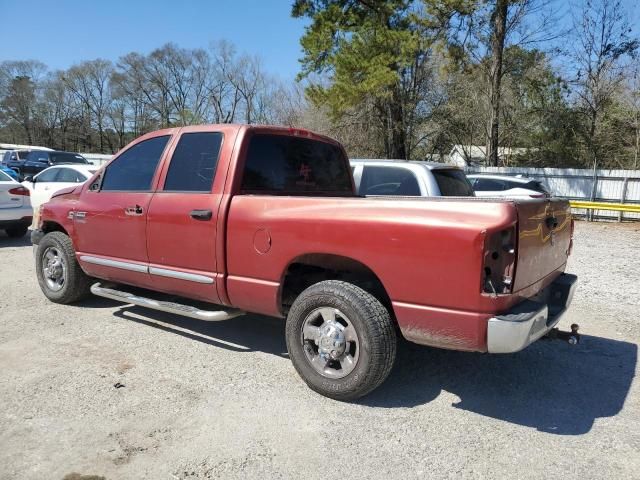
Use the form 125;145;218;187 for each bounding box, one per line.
0;231;31;247
361;336;637;435
112;306;288;358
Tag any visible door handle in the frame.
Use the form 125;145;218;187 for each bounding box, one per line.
190;209;212;221
125;205;144;216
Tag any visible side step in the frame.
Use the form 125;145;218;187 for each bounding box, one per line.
90;283;245;321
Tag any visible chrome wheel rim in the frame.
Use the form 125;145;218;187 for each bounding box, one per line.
42;247;66;291
301;307;359;379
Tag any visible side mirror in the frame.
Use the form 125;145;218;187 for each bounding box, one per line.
24;175;34;183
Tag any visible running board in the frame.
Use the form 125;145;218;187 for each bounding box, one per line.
90;283;245;321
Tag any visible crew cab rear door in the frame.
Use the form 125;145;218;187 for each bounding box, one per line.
146;127;231;303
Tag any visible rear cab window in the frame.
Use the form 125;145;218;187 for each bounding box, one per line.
240;134;352;196
432;169;475;196
360;166;421;196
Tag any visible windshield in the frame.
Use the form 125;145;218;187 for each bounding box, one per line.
0;170;13;181
50;152;88;164
433;169;475;196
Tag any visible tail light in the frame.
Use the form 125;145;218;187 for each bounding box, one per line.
8;186;30;196
482;226;517;295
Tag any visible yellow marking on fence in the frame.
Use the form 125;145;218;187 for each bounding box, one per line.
570;201;640;213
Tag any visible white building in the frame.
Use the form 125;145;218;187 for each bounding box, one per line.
448;145;529;167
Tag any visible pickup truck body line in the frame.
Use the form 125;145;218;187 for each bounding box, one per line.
37;124;574;354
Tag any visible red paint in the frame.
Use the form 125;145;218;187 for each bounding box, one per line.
37;124;573;352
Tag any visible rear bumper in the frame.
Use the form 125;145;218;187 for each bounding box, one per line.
487;273;578;353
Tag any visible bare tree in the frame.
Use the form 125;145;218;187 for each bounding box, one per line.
63;59;115;152
571;0;638;171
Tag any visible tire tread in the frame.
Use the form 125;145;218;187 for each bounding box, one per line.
36;232;92;304
286;280;396;400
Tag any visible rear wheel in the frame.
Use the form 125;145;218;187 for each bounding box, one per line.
5;225;28;238
285;280;396;400
35;232;92;304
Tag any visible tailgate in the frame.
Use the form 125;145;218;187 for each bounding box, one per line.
513;198;572;291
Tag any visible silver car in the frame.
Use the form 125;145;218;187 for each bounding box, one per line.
350;159;475;197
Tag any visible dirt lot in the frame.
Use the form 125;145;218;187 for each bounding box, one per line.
1;221;639;480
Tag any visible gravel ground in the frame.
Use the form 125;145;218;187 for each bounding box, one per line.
0;220;639;480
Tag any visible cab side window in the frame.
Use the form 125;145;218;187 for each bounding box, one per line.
56;168;84;183
36;168;60;183
101;136;169;191
164;132;222;192
474;178;506;191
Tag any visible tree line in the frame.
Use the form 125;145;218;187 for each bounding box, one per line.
0;41;303;154
1;0;639;169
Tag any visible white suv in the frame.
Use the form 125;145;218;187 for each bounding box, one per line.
0;169;32;238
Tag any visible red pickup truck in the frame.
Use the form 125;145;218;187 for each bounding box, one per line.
31;124;578;400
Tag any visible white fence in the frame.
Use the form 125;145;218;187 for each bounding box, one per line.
465;166;640;220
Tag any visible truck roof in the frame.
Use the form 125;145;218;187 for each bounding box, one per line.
349;158;462;170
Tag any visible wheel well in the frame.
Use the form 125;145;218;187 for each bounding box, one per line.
42;221;68;235
280;254;393;317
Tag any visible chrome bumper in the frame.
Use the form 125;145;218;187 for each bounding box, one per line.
487;273;578;353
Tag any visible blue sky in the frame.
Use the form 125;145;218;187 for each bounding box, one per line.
1;0;638;81
0;0;309;80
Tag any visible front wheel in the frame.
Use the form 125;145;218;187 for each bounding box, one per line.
285;280;396;401
35;232;92;304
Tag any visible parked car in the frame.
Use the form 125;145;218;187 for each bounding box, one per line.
1;165;19;180
0;169;32;238
2;148;53;172
467;174;552;198
22;165;98;212
31;124;577;400
350;159;475;196
15;150;90;180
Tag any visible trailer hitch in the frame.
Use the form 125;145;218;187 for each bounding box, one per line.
545;323;580;345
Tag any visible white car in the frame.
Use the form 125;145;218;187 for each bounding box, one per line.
0;169;32;238
467;174;551;198
22;165;98;211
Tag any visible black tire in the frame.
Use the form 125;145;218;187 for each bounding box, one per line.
286;280;396;401
35;231;92;304
5;225;28;238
